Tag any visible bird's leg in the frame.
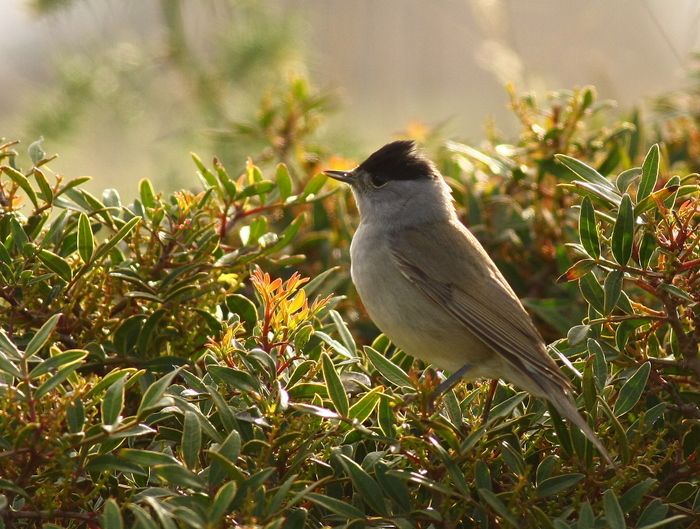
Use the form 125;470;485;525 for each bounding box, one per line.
431;362;473;400
481;379;499;423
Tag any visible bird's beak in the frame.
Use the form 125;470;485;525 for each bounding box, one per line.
323;170;355;184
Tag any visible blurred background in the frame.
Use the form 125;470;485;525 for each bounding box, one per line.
1;0;699;196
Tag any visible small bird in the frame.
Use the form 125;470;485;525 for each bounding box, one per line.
325;140;611;463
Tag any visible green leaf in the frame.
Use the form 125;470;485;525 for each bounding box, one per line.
478;488;518;527
238;181;275;199
378;395;394;437
33;167;53;202
225;294;258;329
315;331;354;359
603;270;623;315
614;362;650;416
611;193;634;265
77;213;94;262
555;155;616;190
0;331;21;359
306;492;365;519
619;479;657;513
321;353;349;416
192;152;221;194
210;481;237;523
102;376;125;425
615;167;642;193
86;454;147;475
559;258;596;282
93;216;141;263
603;489;626;529
137;367;181;416
577;502;594;529
637;516;688;529
0;354;22;378
666;481;695;503
582;359;597;412
24;313;62;359
329;309;356;356
638;144;659;200
118;449;180;467
572;180;622;206
348;386;383;422
579;274;604;314
128;505;159;529
567;325;590;346
1;165;38;208
302;173;327;198
38;249;72;281
586;338;608;391
639;231;656;268
579;197;600;258
35;366;79;398
152;464;205;490
364;346;412;388
208;365;260;393
275;163;293;199
637;499;668;528
182;411;201;470
101;499;123;529
634;186;677;216
139;178;157;208
536;473;585;498
337;454;386;515
658;283;694;302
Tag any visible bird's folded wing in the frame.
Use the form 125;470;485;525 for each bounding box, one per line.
388;222;570;389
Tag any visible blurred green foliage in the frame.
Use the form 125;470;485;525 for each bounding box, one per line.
1;75;700;529
23;0;333;193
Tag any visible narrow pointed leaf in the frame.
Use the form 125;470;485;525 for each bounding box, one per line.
536;473;585;498
611;193;634;265
603;489;626;529
93;217;141;263
364;346;412;388
137;367;181;416
102;377;125;425
101;499;123;529
638;144;659;200
38;249;72;281
579;197;600;258
614;362;650;416
77;213;94;262
1;165;38;208
321;352;349;416
306;492;365;519
603;270;623;315
275;163;293;199
182;411;201;470
24;313;62;359
478;488;518;526
337;454;386;515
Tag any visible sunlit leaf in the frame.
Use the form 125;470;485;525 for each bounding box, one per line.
638;144;659;200
611;193;634;265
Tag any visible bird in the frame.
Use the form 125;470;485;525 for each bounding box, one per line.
324;140;611;464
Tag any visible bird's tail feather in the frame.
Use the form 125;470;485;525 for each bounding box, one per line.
543;384;613;466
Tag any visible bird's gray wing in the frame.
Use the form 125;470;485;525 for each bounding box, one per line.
388;220;570;390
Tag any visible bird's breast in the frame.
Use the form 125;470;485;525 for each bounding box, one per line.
349;224;491;374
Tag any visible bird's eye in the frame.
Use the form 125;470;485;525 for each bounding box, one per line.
369;174;388;188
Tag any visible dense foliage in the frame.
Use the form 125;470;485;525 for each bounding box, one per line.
0;84;699;529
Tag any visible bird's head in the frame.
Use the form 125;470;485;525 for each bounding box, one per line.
324;141;455;227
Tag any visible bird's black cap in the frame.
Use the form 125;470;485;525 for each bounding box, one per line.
357;140;435;185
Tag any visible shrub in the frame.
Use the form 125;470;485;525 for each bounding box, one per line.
0;83;699;529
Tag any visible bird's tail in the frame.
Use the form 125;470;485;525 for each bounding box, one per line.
542;382;613;466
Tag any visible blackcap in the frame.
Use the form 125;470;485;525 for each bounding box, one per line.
325;140;611;464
